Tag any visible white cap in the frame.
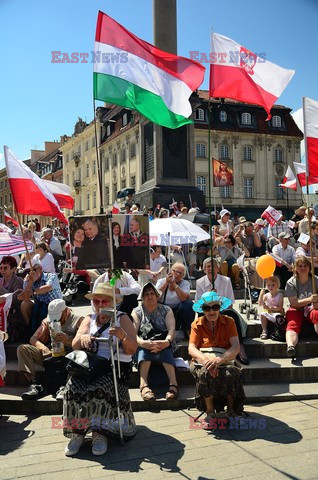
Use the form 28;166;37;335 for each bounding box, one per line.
48;299;66;322
220;209;231;218
31;255;42;268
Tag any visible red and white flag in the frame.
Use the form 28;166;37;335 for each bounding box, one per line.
43;180;74;210
3;146;68;224
112;201;121;214
0;293;13;332
4;211;19;227
279;166;297;191
304;97;318;178
293;161;318;187
209;33;295;120
261;206;282;226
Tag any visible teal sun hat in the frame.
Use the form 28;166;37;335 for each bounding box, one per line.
193;291;232;313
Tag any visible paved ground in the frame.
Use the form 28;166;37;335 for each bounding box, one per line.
1;399;318;480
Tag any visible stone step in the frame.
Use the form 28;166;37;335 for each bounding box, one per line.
1;382;318;415
5;355;318;387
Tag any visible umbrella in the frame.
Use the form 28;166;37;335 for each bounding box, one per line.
116;188;135;199
177;212;210;224
149;218;210;246
0;233;34;256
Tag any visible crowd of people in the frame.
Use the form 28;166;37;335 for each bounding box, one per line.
1;200;318;454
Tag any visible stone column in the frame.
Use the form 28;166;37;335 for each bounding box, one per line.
153;0;177;54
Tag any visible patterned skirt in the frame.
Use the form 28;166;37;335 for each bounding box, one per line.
63;362;136;442
190;362;246;414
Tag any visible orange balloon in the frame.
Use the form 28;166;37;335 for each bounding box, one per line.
256;255;276;280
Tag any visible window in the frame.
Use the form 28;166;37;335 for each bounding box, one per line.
219;110;227;122
87;193;90;210
220;144;229;160
130;143;136;158
93;160;96;175
122;113;128;127
276;179;285;199
195;108;205;121
196;143;206;158
105;157;110;171
86;163;89;177
274;147;284;163
4;194;7;205
122;179;126;189
272;115;282;127
196;175;207;195
241;112;251;125
243;146;253;161
85;141;89;151
113;152;117;166
121;148;126;163
113;183;117;200
106;125;111;137
131;175;136;188
93;191;97;208
105;186;109;205
244;178;254;198
220;186;231;198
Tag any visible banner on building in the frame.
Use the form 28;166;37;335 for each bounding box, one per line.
212;159;234;187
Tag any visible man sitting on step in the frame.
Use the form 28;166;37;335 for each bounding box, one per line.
17;299;83;400
195;257;249;365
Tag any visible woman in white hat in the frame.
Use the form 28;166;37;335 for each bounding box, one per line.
63;283;137;457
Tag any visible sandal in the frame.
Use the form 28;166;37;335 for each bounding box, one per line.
140;385;156;401
165;384;179;400
260;331;268;340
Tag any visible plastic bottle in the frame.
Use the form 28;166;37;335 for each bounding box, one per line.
49;319;65;357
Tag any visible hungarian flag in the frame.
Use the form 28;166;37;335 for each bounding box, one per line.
112;201;121;214
93;11;205;129
43;179;74;209
293;161;318;187
209;33;295;120
279;165;297;191
304;97;318;177
261;206;282;226
4;211;19;227
4;146;68;224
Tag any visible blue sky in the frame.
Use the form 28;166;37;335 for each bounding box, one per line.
0;0;317;168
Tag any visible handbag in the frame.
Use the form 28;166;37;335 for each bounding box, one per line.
199;347;235;366
65;350;110;383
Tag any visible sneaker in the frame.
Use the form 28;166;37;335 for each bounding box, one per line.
202;413;216;430
55;386;65;401
65;434;85;457
92;433;108;456
21;384;45;401
286;345;296;358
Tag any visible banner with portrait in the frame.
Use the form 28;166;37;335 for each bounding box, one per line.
212;158;234;187
111;214;150;269
68;215;111;270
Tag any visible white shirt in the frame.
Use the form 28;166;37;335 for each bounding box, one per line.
195;274;235;304
93;271;141;297
156;278;190;307
150;254;167;273
272;243;295;265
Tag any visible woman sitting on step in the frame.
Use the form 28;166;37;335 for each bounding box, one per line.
132;282;178;401
189;291;246;429
285;256;318;358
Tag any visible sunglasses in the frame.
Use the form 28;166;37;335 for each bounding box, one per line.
202;304;221;312
93;298;111;305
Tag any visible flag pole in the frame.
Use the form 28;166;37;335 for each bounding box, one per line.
303;96;316;293
207;98;215;289
286;188;290;220
93;99;104;214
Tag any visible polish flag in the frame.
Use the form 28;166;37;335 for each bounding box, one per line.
304;97;318;178
293;162;318;187
4;211;19;227
261;206;282;226
43;179;74;209
4;146;68;224
209;33;295;120
112;201;121;214
279;166;297;191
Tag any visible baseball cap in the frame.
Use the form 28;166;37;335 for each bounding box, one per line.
48;299;67;322
220;209;231;218
278;232;291;240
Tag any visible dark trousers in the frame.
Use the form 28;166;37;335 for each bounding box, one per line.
172;299;195;333
274;265;292;289
222;308;243;344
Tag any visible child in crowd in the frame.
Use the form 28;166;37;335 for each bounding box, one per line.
258;276;284;339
